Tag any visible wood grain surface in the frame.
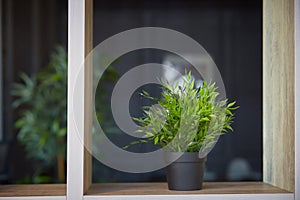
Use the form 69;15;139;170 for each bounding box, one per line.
86;182;290;195
0;184;66;197
84;0;93;194
263;0;295;192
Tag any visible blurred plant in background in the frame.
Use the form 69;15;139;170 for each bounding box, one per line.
12;46;67;183
12;46;118;183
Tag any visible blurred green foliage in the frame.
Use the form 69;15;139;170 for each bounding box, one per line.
12;46;67;183
12;46;118;183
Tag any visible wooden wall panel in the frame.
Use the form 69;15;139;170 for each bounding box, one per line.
263;0;295;192
295;0;300;198
84;0;93;193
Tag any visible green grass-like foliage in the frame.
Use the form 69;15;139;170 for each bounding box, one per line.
130;72;239;152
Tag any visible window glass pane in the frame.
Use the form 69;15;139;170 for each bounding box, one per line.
1;0;67;184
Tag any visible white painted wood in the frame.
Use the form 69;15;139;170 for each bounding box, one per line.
0;197;65;200
295;0;300;199
67;0;85;199
84;193;294;200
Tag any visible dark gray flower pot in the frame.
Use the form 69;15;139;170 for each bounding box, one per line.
165;152;206;191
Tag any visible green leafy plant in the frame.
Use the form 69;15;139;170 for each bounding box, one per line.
127;72;239;153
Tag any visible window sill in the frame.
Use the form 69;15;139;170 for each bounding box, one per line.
0;184;66;198
84;182;293;200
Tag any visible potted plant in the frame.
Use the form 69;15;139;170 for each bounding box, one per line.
130;72;238;190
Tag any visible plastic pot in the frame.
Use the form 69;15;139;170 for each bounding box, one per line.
165;152;206;191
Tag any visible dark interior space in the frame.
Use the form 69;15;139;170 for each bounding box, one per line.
1;0;67;183
93;0;262;182
0;0;262;184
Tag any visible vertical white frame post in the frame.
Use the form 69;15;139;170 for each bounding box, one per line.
295;0;300;199
67;0;85;199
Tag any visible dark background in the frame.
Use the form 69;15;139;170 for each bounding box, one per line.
93;0;262;182
1;0;67;183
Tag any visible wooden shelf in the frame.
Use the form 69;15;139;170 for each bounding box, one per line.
86;182;291;196
0;184;66;197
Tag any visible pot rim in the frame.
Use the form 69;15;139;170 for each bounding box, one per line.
163;152;207;163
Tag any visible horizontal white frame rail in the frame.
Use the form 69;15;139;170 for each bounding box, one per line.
84;194;294;200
